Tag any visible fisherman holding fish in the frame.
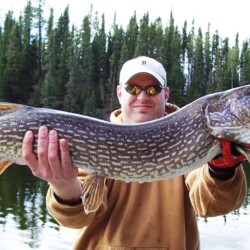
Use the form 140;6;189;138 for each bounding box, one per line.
22;56;247;249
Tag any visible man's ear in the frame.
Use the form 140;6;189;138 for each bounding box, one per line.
164;87;170;100
117;85;122;104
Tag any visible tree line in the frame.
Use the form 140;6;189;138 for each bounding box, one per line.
0;1;250;118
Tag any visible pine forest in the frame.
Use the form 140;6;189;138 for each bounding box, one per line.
1;1;250;119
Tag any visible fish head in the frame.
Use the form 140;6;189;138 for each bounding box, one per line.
205;85;250;145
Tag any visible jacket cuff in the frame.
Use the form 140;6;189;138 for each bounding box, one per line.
208;162;240;180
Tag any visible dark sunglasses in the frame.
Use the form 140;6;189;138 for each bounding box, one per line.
124;84;163;96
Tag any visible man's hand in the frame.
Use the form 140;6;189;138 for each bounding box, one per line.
208;139;247;180
22;126;83;204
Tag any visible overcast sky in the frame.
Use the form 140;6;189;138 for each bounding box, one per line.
1;0;250;45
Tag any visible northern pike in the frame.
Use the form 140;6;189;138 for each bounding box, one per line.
0;85;250;213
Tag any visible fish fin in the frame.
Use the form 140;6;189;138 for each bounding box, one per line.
0;160;13;174
0;102;24;111
81;175;106;214
235;145;250;163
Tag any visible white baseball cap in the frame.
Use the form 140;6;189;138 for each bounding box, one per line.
119;56;167;87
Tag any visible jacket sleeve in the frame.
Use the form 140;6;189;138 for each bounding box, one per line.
185;164;247;217
46;175;108;229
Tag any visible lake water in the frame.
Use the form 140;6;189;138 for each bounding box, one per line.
1;164;250;249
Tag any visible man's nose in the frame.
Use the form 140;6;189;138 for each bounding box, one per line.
137;89;150;100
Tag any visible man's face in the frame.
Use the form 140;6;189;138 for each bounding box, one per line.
117;73;169;124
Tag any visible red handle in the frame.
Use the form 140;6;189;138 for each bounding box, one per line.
210;139;246;168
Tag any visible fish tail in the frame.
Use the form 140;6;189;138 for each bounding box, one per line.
0;103;25;114
0;103;25;173
0;160;13;174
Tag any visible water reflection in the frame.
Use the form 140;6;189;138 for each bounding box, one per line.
0;165;76;249
0;164;250;249
199;163;250;250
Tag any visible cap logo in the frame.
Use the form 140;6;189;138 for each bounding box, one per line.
139;60;146;65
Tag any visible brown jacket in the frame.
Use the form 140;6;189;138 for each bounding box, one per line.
46;104;247;250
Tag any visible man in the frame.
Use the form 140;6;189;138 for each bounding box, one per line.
22;56;247;249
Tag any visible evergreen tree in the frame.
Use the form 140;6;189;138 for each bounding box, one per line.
84;90;101;117
221;37;231;90
204;24;213;93
64;26;80;113
211;31;223;91
213;50;223;91
122;12;138;59
240;41;250;84
147;17;163;57
161;12;185;106
108;23;124;111
33;0;46;78
79;14;94;113
19;1;38;103
2;22;22;102
227;34;240;88
181;20;188;64
54;6;70;108
91;12;107;110
135;12;150;56
0;11;16;101
196;29;206;95
42;6;70;109
161;11;176;77
186;20;195;88
41;8;57;107
187;28;205;100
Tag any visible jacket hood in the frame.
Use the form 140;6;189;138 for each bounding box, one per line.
110;102;180;123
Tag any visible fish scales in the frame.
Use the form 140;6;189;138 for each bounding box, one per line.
0;85;250;182
0;107;213;181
